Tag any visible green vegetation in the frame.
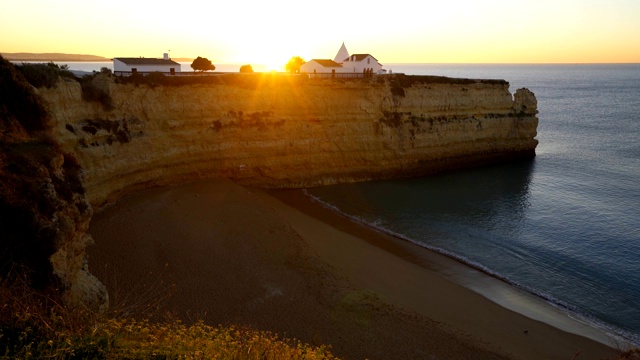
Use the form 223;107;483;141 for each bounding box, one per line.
14;62;75;89
0;277;338;360
99;67;112;75
0;56;51;132
6;57;114;111
285;56;305;73
190;56;216;72
240;64;254;73
79;75;114;111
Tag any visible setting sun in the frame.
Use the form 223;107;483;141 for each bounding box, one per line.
1;0;639;63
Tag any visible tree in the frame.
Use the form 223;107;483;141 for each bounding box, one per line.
285;56;305;73
191;56;216;72
239;64;254;73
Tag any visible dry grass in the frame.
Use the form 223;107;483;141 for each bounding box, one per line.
0;276;338;359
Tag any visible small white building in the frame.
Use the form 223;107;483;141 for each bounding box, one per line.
113;53;180;76
300;59;343;75
341;54;383;74
300;43;384;77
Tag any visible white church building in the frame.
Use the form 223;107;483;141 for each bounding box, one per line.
113;53;181;76
300;43;384;77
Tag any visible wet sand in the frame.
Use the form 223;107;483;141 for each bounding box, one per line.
88;179;619;359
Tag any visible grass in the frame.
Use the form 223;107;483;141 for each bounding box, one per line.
2;318;339;359
0;276;339;359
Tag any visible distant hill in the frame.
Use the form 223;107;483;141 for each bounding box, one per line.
1;52;110;62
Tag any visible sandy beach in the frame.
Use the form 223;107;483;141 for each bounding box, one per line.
88;179;619;359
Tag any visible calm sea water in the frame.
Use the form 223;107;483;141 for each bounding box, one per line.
305;63;640;345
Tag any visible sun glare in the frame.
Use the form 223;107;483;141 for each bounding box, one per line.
235;48;288;72
264;61;284;72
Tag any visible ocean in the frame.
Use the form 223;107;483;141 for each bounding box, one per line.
33;61;640;344
305;63;640;345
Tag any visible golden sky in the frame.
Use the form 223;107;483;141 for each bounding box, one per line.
1;0;639;67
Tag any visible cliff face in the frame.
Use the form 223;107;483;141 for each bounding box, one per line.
0;57;107;311
40;75;538;208
2;67;537;311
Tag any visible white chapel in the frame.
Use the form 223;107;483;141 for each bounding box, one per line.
300;43;384;76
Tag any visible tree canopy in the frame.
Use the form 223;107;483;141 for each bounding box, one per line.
239;64;254;73
191;57;216;72
285;56;305;73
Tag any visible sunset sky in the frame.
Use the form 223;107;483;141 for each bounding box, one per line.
1;0;639;68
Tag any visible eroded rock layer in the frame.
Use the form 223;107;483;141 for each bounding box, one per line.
0;57;107;311
40;75;538;208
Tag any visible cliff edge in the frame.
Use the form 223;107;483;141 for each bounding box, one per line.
0;57;107;311
41;74;538;209
2;63;537;310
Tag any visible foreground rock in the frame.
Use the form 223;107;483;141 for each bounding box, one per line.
0;56;107;311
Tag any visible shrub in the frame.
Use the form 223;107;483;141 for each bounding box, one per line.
15;62;76;89
0;56;51;133
239;64;254;73
79;75;114;111
145;71;166;86
190;56;215;72
0;277;339;359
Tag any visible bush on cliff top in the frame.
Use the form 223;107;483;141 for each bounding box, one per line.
0;55;51;133
14;62;76;89
79;74;114;111
6;57;114;111
0;55;87;289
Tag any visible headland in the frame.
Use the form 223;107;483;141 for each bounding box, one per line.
3;58;616;358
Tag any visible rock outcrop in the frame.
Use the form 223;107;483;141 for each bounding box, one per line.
40;74;538;209
0;57;107;311
2;65;537;310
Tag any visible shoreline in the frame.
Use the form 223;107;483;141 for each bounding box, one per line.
293;189;632;348
258;188;622;357
88;179;619;359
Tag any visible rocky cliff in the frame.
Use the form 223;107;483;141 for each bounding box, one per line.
40;74;538;209
0;57;107;311
2;65;537;310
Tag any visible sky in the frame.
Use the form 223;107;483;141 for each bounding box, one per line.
1;0;639;68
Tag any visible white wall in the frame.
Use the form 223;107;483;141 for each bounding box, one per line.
113;59;129;72
300;56;383;74
135;64;179;73
113;59;180;74
342;55;383;73
300;60;341;74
